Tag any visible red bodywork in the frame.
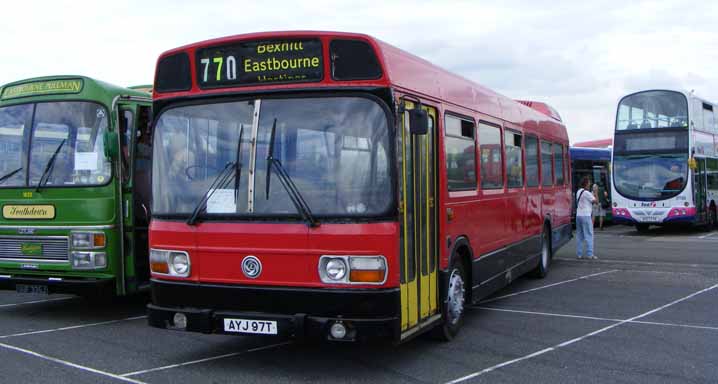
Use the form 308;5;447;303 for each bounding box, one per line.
151;30;571;291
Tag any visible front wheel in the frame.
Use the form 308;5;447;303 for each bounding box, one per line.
432;262;466;341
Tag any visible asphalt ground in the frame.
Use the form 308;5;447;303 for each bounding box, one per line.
1;223;717;383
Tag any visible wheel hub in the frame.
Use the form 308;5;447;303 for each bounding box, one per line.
447;270;465;325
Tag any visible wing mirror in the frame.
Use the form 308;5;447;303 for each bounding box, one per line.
408;106;429;135
103;131;119;159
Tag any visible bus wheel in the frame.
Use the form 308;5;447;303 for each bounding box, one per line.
432;261;466;341
635;223;650;233
531;226;551;278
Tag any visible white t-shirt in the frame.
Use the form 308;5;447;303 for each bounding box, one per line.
576;188;596;217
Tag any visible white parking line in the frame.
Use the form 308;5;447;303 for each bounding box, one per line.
0;297;74;308
120;341;292;377
0;341;147;384
477;270;618;304
447;282;718;383
0;315;147;339
555;257;708;269
476;306;718;332
698;231;717;239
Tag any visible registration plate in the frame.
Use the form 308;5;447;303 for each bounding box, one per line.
223;318;278;335
16;284;48;295
640;216;659;222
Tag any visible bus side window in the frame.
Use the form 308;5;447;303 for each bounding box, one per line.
478;122;503;189
444;114;476;191
119;110;133;183
504;130;523;188
525;136;539;187
541;141;553;186
553;143;565;185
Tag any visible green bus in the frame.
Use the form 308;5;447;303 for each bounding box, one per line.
0;76;152;297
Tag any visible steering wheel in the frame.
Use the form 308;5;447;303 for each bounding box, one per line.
184;165;218;181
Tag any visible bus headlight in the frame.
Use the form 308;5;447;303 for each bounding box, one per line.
150;249;190;277
70;252;107;269
319;256;386;284
170;252;190;275
71;232;106;249
322;258;347;281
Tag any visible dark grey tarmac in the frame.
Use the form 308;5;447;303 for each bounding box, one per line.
1;224;716;383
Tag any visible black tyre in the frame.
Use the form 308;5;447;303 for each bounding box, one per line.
635;223;650;233
531;226;551;278
432;261;466;341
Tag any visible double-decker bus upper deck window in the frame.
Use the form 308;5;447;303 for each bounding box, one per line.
702;103;716;133
541;141;553;186
479;122;503;189
330;39;382;81
155;52;192;93
0;104;32;187
525;135;539;187
444;114;476;191
504;130;523;188
616;90;688;130
553;144;565;185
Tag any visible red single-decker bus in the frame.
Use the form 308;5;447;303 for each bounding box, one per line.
146;31;572;343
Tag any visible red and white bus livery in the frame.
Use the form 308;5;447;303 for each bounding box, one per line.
611;90;718;231
146;31;572;342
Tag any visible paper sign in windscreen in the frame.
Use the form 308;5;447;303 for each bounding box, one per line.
74;152;99;170
206;189;237;213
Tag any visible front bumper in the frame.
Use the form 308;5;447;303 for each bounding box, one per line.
148;279;401;342
0;274;115;296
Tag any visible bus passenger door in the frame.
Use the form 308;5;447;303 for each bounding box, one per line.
398;101;439;337
694;158;707;221
118;104;152;293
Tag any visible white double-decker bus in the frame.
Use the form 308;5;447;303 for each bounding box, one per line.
611;89;718;231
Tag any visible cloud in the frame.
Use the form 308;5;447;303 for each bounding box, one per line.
1;0;715;143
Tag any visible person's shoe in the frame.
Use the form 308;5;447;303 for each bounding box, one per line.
577;256;583;259
589;255;598;259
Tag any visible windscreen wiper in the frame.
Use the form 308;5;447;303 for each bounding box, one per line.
0;167;22;185
36;139;66;192
186;162;236;226
234;124;244;204
265;118;319;227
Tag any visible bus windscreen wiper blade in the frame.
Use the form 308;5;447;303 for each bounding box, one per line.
186;162;235;226
36;139;66;192
234;124;244;204
0;167;22;185
265;118;319;227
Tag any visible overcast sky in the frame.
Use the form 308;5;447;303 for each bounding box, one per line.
1;0;716;142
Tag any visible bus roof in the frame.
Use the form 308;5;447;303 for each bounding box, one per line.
569;146;612;161
0;75;151;107
153;31;567;142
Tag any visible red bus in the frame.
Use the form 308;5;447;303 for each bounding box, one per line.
146;31;572;343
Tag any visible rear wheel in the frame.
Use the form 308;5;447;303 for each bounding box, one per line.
531;225;551;278
432;261;466;341
635;223;650;233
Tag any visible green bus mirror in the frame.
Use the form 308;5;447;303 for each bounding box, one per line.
409;107;429;135
103;131;119;159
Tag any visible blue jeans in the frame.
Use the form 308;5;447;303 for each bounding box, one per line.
576;215;594;257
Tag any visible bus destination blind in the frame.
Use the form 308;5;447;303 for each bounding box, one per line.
196;39;323;88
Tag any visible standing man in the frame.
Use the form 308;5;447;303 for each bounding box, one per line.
576;176;597;259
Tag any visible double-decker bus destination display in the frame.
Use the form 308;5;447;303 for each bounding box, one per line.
196;39;323;88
